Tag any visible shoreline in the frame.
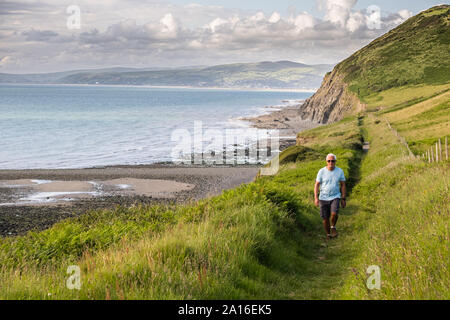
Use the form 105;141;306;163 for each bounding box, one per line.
0;93;318;237
0;161;261;172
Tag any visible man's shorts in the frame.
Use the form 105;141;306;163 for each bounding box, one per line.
319;198;340;219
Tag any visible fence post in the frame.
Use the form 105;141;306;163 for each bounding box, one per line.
431;147;434;162
436;143;439;162
446;136;448;161
439;139;442;161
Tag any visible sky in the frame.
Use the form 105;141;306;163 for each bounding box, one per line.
0;0;445;73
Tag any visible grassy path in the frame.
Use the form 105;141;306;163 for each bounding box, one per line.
287;201;363;299
288;119;368;299
291;111;449;299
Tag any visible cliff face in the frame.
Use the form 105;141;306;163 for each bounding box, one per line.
297;4;449;125
297;69;365;124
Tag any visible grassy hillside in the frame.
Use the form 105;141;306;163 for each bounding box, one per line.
0;5;448;300
334;5;450;101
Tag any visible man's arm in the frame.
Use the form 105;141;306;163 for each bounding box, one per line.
314;181;320;207
340;181;346;208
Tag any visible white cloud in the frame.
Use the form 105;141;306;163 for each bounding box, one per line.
0;0;419;73
0;56;12;66
319;0;358;27
206;17;228;32
398;9;413;20
292;12;316;31
250;12;266;22
160;13;178;36
346;11;366;32
268;12;281;24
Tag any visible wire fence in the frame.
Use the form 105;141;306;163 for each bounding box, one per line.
421;137;448;163
385;119;414;157
385;119;448;163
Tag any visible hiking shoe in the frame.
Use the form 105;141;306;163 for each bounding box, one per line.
331;226;338;238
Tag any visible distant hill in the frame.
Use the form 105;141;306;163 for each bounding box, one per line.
298;4;450;123
0;67;166;84
0;61;332;90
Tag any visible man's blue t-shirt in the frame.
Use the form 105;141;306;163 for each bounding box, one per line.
316;166;346;201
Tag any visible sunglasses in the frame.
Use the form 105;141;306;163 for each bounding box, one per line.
327;160;336;163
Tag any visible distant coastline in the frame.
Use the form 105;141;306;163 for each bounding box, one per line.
0;60;332;92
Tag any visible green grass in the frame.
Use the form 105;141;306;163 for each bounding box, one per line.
382;90;450;155
1;5;449;298
333;115;449;299
362;83;450;112
335;5;450;100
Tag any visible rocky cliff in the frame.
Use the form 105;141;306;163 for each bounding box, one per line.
297;68;365;124
296;4;450;124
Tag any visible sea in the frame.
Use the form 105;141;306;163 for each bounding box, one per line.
0;84;313;169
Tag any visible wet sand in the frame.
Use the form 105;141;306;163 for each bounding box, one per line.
0;164;260;236
0;178;195;206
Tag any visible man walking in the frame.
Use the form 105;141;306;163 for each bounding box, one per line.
314;154;346;239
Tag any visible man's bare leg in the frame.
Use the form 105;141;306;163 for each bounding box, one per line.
331;212;338;237
331;212;338;227
323;218;331;238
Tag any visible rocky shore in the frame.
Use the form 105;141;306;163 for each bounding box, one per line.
241;104;321;147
